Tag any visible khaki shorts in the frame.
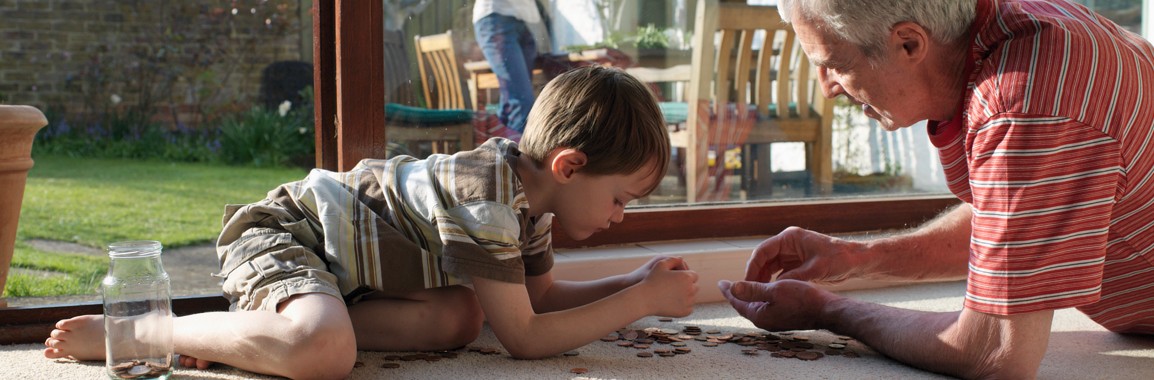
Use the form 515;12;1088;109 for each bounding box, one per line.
215;207;343;312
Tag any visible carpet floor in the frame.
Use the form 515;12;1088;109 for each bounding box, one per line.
4;281;1153;379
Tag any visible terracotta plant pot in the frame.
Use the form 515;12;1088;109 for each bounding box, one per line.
0;105;47;307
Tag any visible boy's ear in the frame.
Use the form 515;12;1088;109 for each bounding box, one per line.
550;148;587;183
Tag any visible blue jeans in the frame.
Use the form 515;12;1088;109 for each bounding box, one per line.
474;13;537;133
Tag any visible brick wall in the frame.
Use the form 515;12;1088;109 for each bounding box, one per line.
0;0;306;126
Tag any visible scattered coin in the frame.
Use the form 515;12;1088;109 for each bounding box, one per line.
637;351;653;358
564;351;580;357
570;367;589;374
796;351;824;361
380;362;400;369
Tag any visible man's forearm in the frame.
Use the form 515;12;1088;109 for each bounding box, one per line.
821;295;1050;379
862;203;972;281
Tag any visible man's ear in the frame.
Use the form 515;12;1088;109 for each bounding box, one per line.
891;21;929;63
550;148;588;183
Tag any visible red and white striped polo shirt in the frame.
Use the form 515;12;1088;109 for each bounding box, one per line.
929;0;1154;333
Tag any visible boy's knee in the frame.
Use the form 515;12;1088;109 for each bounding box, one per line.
438;287;484;347
285;321;358;379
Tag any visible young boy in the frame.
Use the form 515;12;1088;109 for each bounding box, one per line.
43;66;699;379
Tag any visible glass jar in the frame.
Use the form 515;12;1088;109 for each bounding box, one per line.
102;240;173;380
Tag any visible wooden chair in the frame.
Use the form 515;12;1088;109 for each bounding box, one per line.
677;0;833;202
383;30;474;158
414;30;469;110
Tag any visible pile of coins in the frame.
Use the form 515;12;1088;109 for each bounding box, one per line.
356;324;862;376
108;360;171;379
600;323;861;362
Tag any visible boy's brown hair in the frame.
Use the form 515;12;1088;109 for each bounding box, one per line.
519;65;671;195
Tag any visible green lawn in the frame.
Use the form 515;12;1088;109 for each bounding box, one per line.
5;155;308;297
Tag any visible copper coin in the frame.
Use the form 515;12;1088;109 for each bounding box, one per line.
637;351;653;358
796;351;823;361
601;334;619;342
570;367;589;374
381;363;400;369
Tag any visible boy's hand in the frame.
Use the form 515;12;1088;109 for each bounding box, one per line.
637;257;698;317
625;255;691;286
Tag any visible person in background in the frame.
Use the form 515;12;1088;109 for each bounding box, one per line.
44;66;698;379
473;0;545;135
720;0;1154;378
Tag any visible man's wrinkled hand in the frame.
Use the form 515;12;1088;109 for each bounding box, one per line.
718;279;836;332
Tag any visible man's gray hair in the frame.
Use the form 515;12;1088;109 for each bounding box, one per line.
778;0;977;58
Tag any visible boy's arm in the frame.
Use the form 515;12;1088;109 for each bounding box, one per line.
471;258;697;359
524;256;685;313
524;272;631;313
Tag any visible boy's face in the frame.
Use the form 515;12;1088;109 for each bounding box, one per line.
552;161;661;241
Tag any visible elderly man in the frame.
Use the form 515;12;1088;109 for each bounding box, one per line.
719;0;1154;378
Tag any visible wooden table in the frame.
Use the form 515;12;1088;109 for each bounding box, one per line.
464;48;689;111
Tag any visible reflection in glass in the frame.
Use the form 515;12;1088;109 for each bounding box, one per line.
388;0;952;207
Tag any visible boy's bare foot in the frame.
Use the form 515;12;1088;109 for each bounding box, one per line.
44;314;218;369
43;315;106;361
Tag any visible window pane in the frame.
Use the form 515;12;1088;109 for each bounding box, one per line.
389;0;950;204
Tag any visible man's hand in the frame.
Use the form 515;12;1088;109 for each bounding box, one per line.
718;279;836;331
745;227;863;284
